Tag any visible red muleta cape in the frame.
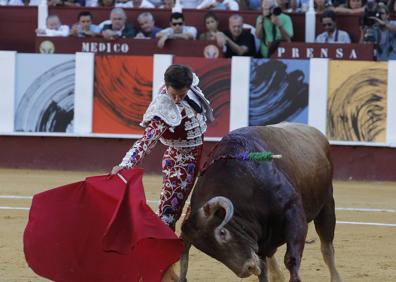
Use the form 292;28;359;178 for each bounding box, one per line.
23;168;183;281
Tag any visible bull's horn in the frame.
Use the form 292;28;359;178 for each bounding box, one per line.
200;196;234;229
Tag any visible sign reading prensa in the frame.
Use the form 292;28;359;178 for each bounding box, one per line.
271;43;374;60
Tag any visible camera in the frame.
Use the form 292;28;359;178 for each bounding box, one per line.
268;6;282;17
360;0;381;27
359;0;382;43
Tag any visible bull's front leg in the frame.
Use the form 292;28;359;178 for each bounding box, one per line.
178;237;191;282
283;203;308;282
258;258;268;282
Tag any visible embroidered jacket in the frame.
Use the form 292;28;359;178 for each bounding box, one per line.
119;82;212;168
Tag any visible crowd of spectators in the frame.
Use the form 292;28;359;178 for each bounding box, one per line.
1;0;395;60
2;0;395;13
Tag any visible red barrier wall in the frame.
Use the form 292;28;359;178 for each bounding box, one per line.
0;6;37;52
1;135;395;181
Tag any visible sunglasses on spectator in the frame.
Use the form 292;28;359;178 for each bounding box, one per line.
172;22;184;26
322;23;333;27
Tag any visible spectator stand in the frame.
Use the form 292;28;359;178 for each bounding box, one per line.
1;5;394;53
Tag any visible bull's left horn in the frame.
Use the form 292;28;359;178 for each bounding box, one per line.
200;196;234;229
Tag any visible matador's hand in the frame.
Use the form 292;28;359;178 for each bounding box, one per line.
111;165;124;175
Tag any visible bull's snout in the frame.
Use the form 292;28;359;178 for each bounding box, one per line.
239;259;261;277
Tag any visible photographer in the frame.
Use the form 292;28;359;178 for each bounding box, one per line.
360;2;396;60
256;0;294;58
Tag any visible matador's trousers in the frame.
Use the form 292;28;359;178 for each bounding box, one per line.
158;144;203;231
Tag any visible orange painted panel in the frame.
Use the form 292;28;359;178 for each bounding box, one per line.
93;56;153;134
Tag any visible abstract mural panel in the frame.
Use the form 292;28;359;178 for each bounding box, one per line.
249;59;309;126
327;61;387;142
14;54;75;132
173;57;231;138
93;56;153;134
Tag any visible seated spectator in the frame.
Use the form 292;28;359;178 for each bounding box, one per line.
135;12;162;39
289;0;308;12
314;0;333;13
276;0;291;12
389;0;396;13
62;0;84;6
36;15;70;37
316;9;351;43
85;0;99;6
290;0;327;12
197;0;239;10
255;0;294;57
333;0;365;14
6;0;40;5
243;0;262;10
156;12;197;48
147;0;162;7
215;14;256;57
199;11;221;40
102;7;136;40
47;0;85;6
98;0;115;6
360;3;396;60
70;11;101;37
159;0;175;8
115;0;155;8
180;0;202;8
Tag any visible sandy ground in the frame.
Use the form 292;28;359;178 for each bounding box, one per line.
0;168;395;282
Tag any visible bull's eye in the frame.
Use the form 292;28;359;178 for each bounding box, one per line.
220;229;226;237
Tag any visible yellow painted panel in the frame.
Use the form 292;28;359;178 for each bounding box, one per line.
327;61;388;142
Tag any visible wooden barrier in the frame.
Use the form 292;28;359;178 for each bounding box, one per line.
0;6;37;52
1;135;396;181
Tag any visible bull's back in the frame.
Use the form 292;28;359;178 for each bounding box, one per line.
233;123;332;220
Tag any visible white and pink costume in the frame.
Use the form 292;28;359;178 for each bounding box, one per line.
119;74;213;230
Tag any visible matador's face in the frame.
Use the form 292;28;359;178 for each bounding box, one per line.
166;86;188;104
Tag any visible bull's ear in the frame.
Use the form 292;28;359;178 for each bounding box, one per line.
203;202;212;217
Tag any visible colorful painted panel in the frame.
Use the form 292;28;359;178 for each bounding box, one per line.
93;56;153;134
173;57;231;138
327;61;387;142
14;54;75;132
249;59;309;126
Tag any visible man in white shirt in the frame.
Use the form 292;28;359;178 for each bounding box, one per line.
316;9;351;43
197;0;239;10
156;12;197;48
115;0;155;8
36;15;70;37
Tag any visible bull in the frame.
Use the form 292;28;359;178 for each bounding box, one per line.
178;123;342;282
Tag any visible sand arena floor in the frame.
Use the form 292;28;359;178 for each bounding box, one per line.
0;168;395;282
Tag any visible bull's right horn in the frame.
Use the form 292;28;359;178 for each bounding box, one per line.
199;196;234;229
